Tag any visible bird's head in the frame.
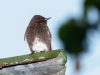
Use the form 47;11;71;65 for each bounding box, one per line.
33;15;51;23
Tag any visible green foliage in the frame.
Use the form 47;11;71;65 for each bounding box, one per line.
61;50;67;66
58;0;100;56
59;19;87;55
0;49;67;68
84;0;100;16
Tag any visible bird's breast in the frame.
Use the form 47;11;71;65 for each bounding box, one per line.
32;37;49;53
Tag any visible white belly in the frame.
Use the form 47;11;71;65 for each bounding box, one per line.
32;37;49;53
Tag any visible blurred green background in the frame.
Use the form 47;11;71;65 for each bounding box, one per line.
59;0;100;73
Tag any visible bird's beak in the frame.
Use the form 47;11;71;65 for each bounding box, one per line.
45;17;51;20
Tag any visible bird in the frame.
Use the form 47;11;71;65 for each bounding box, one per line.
24;15;53;53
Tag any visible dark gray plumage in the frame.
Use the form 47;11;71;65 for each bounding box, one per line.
24;15;53;53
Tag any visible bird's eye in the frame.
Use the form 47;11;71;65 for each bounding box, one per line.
37;18;40;21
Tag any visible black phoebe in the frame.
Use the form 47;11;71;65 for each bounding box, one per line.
24;15;53;53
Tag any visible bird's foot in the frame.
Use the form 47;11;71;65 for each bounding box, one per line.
40;50;45;53
29;51;35;55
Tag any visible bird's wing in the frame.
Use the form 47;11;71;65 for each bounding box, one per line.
47;28;53;50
